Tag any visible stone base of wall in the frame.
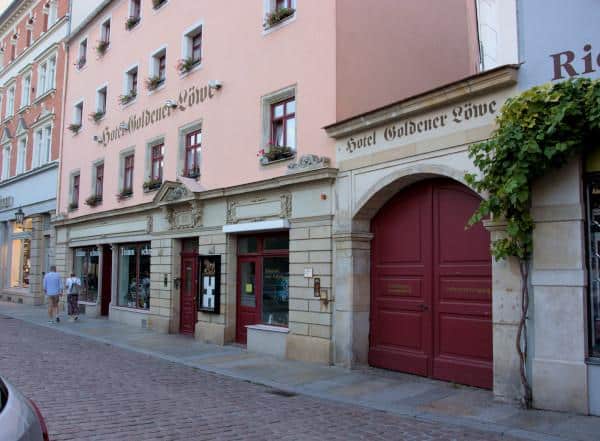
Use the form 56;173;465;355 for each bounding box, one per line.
196;321;226;345
109;307;169;334
0;290;43;306
286;334;331;364
247;325;288;358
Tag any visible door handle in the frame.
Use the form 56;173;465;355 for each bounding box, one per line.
419;304;429;311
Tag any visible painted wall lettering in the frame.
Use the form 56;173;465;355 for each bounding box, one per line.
550;43;598;80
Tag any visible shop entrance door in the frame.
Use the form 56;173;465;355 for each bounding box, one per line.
180;253;198;335
100;245;111;316
236;256;261;344
369;179;493;389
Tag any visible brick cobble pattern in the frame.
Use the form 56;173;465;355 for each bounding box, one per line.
0;316;522;441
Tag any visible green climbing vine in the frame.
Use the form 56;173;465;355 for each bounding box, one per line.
465;78;600;409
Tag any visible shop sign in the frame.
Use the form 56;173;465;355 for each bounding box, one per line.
96;81;218;147
122;249;135;256
0;196;14;209
141;247;152;256
550;43;599;81
337;93;507;162
75;250;86;257
90;250;100;257
198;255;221;314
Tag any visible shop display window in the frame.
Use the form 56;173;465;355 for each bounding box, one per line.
117;243;151;309
73;247;100;302
10;219;33;289
586;175;600;357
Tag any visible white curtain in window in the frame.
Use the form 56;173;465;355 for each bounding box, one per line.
32;129;42;168
46;57;56;91
22;75;31;106
38;63;47;95
43;126;51;163
16;138;26;174
2;146;10;179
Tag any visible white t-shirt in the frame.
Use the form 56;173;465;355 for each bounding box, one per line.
66;277;82;294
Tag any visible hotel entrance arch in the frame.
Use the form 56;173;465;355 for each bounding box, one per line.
369;178;493;389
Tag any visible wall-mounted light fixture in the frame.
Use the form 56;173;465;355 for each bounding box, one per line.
14;207;24;225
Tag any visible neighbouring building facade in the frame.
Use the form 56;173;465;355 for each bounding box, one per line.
0;0;68;306
54;0;479;365
515;0;600;416
325;0;600;417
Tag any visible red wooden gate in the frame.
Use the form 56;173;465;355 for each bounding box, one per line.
369;179;492;389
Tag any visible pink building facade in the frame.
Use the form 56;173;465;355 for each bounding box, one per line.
0;0;69;305
54;0;480;365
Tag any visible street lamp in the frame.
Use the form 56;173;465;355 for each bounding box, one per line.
14;207;24;225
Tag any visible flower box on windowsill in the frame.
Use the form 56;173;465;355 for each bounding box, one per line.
152;0;167;10
125;16;140;30
143;179;162;192
117;189;133;200
119;91;137;106
145;75;164;91
85;195;103;207
68;123;81;134
177;57;200;75
89;111;105;123
181;167;201;180
68;202;79;211
96;40;109;56
258;145;295;165
75;57;86;69
264;7;295;29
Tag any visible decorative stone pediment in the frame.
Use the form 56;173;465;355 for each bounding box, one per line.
0;127;12;144
287;154;331;173
154;180;202;230
15;117;27;136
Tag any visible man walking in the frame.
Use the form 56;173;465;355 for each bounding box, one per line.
65;272;82;321
43;265;63;323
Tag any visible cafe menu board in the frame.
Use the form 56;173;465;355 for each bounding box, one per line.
198;255;221;314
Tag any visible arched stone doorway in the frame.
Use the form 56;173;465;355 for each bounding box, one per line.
369;178;492;388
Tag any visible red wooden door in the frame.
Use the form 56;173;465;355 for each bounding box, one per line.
236;256;261;344
100;245;112;316
179;253;198;335
369;179;492;389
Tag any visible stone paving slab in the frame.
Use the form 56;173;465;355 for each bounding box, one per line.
0;301;597;441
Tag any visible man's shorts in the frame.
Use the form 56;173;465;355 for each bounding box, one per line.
47;295;59;307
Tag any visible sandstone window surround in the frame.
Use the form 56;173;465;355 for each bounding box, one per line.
118;147;136;198
263;0;297;33
180;21;203;75
260;85;297;164
177;119;202;178
31;122;52;168
95;84;108;119
16;136;26;175
92;160;104;200
36;52;57;97
69;171;80;210
6;85;15;118
76;37;87;69
20;71;32;108
1;143;11;180
148;45;167;92
144;136;165;190
71;100;83;132
121;64;139;105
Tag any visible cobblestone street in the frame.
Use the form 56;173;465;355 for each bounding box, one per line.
0;316;526;441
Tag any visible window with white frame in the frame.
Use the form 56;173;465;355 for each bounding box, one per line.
16;137;26;174
48;0;58;27
32;124;51;168
96;86;107;115
101;18;111;45
264;0;296;28
129;0;141;21
123;66;138;101
260;86;296;162
1;144;10;179
37;54;56;96
21;73;31;107
6;86;15;117
150;48;166;85
77;39;87;68
182;24;202;67
73;101;83;128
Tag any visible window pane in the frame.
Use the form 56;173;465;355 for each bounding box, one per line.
273;103;284;118
587;178;600;356
264;236;289;251
273;121;284;146
118;246;137;307
286;99;295;115
139;245;151;309
262;257;289;326
286;117;296;149
240;261;256;308
238;237;258;254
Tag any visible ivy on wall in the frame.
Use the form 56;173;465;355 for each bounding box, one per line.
465;78;600;409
